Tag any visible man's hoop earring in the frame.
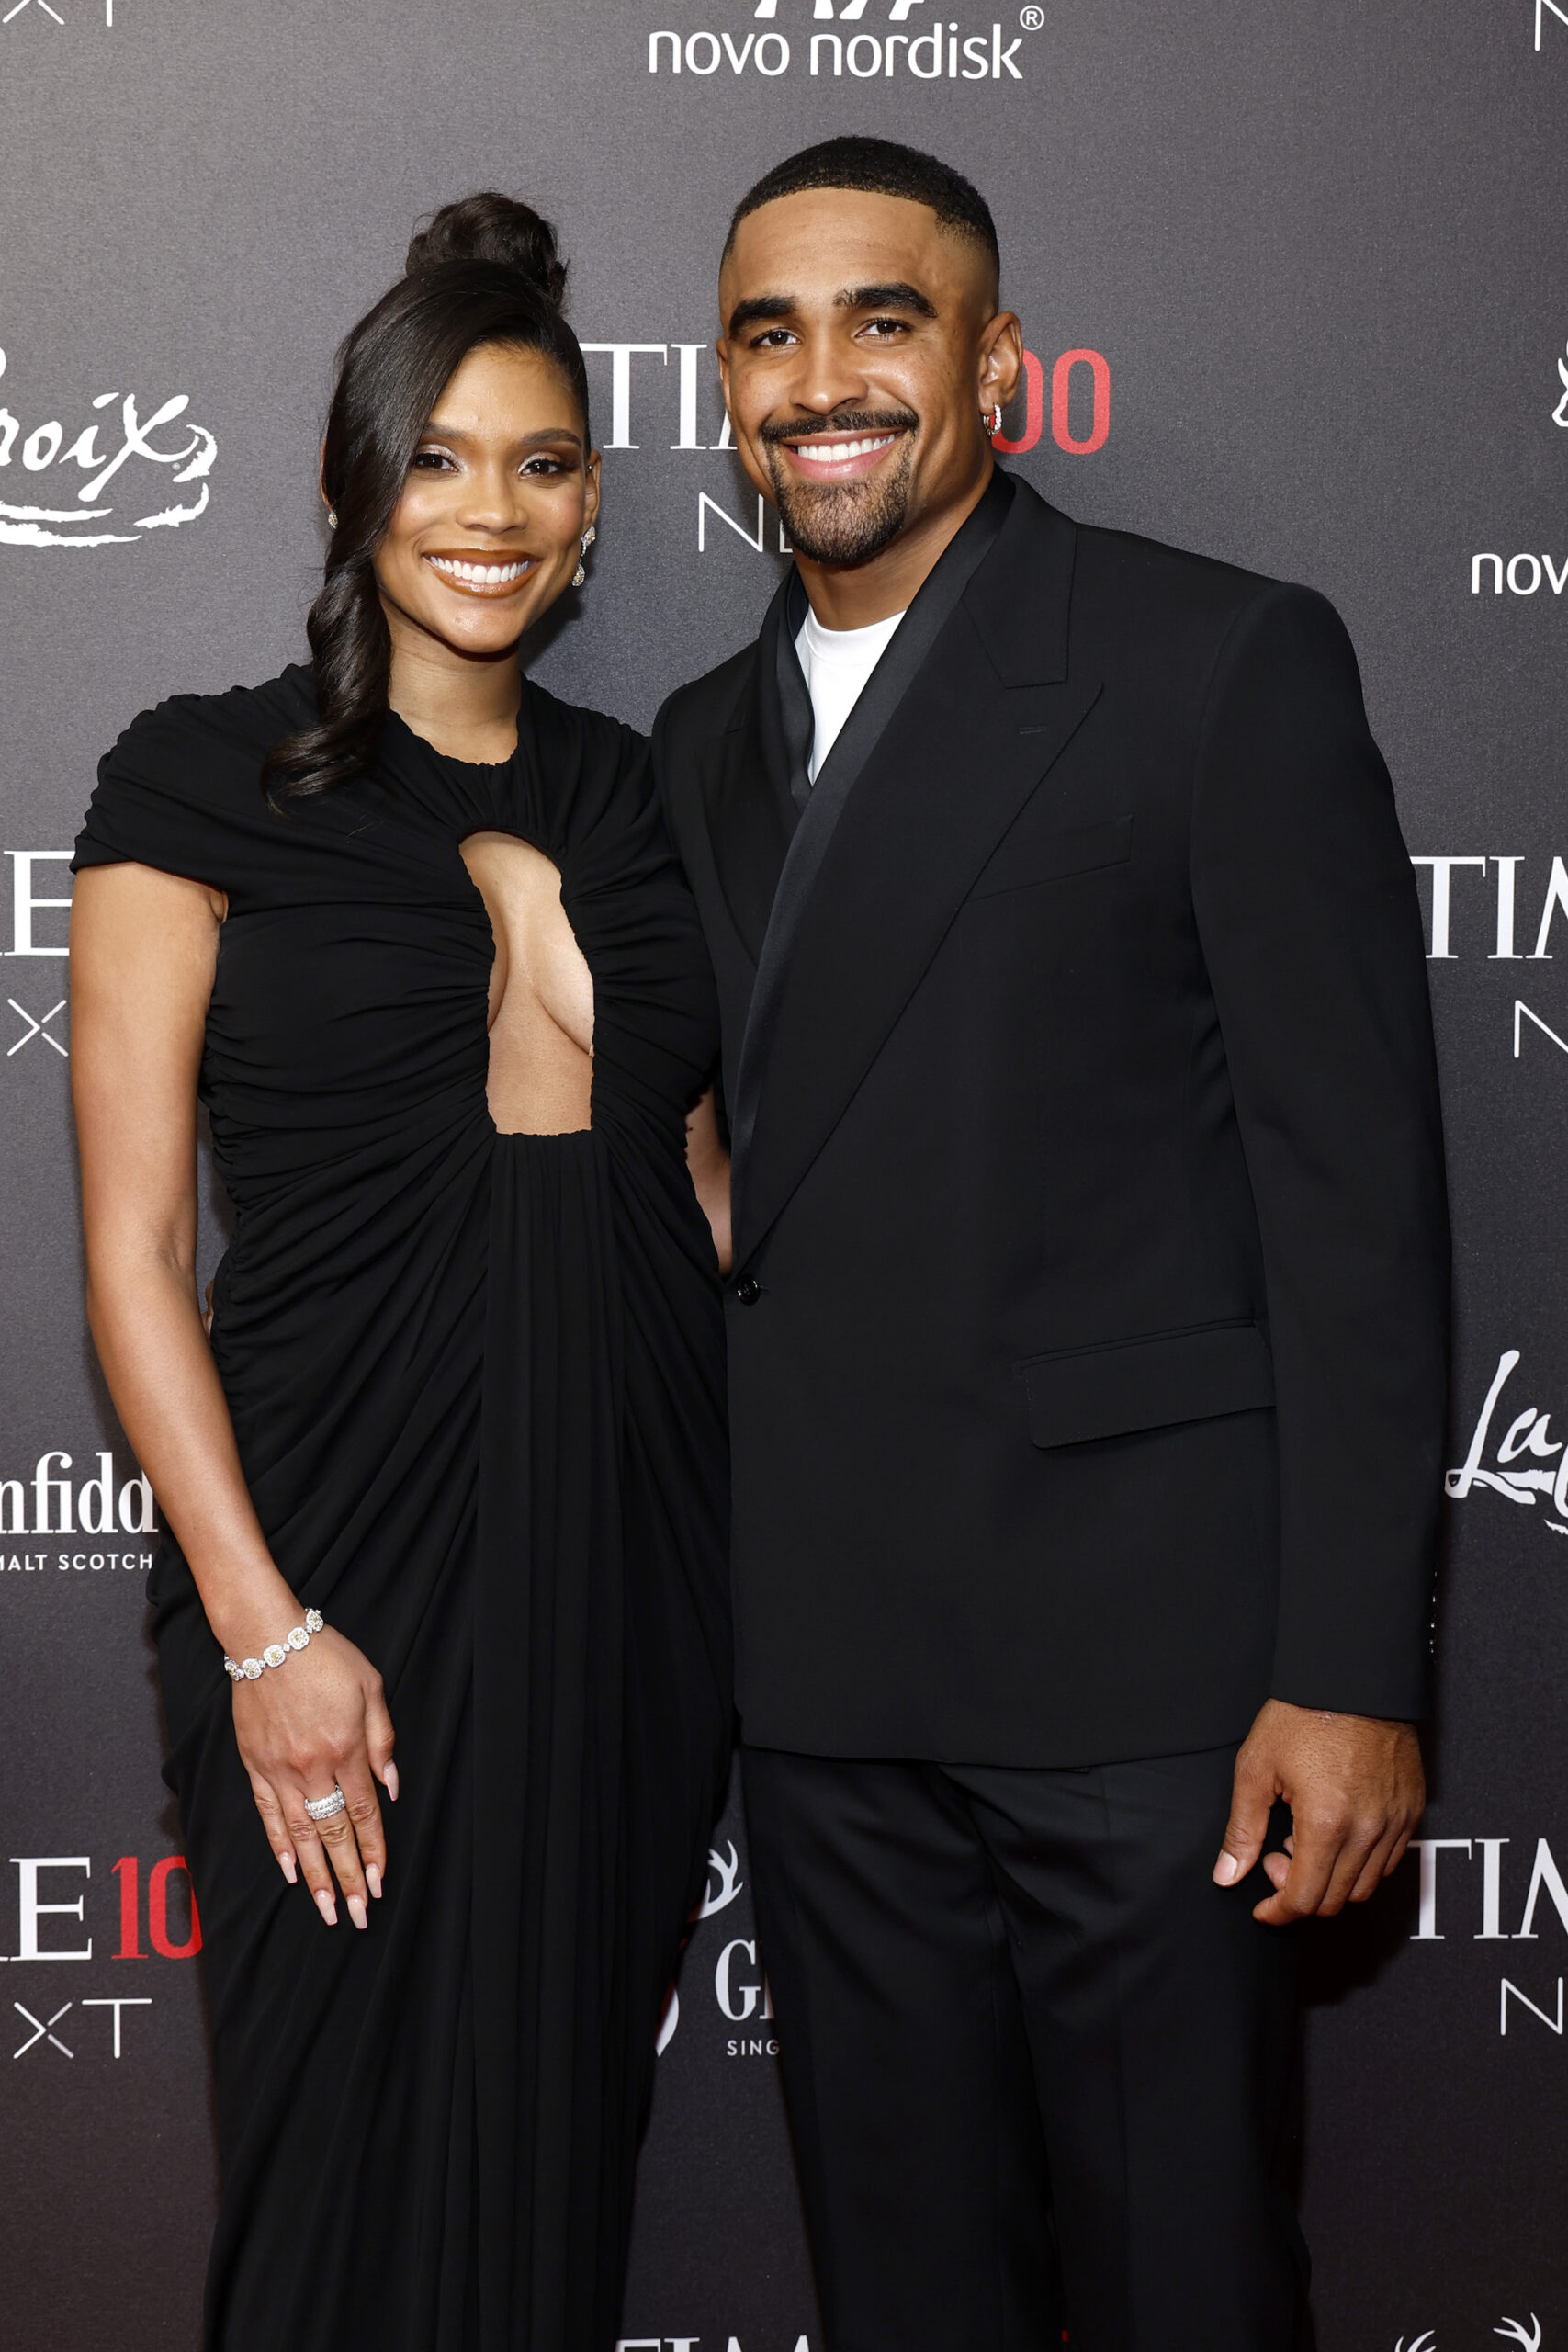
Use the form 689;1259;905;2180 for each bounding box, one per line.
983;406;1002;439
572;522;597;589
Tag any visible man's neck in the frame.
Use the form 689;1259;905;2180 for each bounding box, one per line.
795;457;993;631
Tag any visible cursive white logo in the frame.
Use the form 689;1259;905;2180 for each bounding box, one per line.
1447;1351;1568;1533
0;346;216;547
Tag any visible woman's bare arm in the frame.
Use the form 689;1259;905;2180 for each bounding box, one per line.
685;1083;733;1276
72;865;393;1928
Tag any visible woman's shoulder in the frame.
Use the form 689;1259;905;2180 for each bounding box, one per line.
518;676;646;775
76;665;316;881
106;663;316;779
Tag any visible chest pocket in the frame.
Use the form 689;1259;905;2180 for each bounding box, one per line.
968;813;1132;901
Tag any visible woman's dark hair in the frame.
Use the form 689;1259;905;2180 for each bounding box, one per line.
262;192;591;802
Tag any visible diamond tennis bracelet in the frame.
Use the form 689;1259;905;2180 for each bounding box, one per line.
223;1606;325;1684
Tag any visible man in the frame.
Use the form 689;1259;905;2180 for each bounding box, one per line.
654;136;1447;2350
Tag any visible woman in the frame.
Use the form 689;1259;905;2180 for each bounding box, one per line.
70;194;733;2352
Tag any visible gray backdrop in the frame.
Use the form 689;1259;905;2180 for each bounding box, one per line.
2;2;1565;2346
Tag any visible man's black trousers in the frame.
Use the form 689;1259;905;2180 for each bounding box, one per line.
741;1743;1309;2352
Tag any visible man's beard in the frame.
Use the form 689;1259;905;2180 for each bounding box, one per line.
760;408;919;567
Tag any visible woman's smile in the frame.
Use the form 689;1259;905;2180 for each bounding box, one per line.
423;549;538;597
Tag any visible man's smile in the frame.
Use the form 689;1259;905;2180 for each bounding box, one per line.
777;429;907;482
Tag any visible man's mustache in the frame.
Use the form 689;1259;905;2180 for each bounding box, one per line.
759;406;919;447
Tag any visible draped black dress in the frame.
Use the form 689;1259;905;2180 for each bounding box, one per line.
73;666;732;2352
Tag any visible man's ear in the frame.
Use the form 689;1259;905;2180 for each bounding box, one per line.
977;312;1024;421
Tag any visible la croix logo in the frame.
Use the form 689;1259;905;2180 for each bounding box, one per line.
1448;1351;1568;1535
0;345;216;548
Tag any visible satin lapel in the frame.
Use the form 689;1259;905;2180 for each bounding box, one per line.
697;662;796;968
734;484;1101;1270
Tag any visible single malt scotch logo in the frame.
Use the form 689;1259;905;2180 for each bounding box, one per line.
0;345;217;547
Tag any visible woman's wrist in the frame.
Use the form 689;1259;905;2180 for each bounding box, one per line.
205;1568;307;1667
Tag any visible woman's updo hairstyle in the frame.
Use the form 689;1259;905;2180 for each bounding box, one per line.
262;192;591;803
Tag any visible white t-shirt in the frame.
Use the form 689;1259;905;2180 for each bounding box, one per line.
795;604;907;784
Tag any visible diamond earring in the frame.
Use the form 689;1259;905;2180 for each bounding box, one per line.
327;507;339;529
572;523;596;589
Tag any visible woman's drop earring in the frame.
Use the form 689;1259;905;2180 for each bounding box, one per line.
572;523;596;590
327;507;339;529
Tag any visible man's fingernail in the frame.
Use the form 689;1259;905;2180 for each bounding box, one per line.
315;1889;337;1927
384;1763;400;1804
1213;1852;1241;1886
366;1864;382;1900
280;1852;297;1885
347;1894;368;1931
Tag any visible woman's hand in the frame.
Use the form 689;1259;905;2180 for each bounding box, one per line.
231;1626;397;1930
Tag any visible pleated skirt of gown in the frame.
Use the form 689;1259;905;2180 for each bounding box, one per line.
152;1125;730;2352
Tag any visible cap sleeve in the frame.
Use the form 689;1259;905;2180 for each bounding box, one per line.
73;670;312;899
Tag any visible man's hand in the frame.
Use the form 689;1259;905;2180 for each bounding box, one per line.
1213;1698;1425;1925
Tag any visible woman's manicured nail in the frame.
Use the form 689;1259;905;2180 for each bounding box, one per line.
384;1763;400;1804
366;1864;382;1900
315;1888;337;1927
347;1894;367;1931
280;1852;297;1885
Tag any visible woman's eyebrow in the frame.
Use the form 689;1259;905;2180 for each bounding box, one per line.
420;421;584;450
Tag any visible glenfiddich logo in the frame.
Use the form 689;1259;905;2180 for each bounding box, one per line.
0;345;216;548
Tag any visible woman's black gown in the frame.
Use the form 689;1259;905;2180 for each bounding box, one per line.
73;667;732;2352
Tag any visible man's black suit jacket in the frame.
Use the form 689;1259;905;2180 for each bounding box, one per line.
653;472;1449;1767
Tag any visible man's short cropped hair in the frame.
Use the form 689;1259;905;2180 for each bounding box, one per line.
725;135;1000;281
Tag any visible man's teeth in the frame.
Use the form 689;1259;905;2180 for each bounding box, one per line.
792;434;897;465
427;557;529;585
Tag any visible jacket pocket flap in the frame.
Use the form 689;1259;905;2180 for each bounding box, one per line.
969;815;1133;900
1021;1321;1274;1449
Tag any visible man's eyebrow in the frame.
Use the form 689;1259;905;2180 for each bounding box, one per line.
836;281;937;319
727;293;797;335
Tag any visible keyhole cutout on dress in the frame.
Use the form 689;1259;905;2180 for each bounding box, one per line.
459;832;594;1136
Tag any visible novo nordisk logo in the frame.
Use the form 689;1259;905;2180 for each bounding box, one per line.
650;0;1032;78
0;346;216;548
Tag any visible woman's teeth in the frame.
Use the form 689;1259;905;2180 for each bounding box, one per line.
791;434;897;466
426;556;530;586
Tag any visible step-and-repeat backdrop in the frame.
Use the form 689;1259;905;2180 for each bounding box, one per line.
2;3;1565;2346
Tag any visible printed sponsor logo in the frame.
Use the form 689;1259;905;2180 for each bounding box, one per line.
0;1451;158;1545
1469;552;1568;597
0;345;216;548
617;2339;811;2352
1553;338;1568;427
1448;1351;1568;1539
656;1838;768;2055
1395;2326;1541;2352
5;1850;200;2064
1409;855;1568;964
4;850;71;1065
1409;1832;1568;2036
646;0;1038;82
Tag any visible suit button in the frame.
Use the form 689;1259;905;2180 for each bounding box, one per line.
735;1277;761;1306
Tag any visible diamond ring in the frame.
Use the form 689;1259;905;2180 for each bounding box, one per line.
304;1786;346;1824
